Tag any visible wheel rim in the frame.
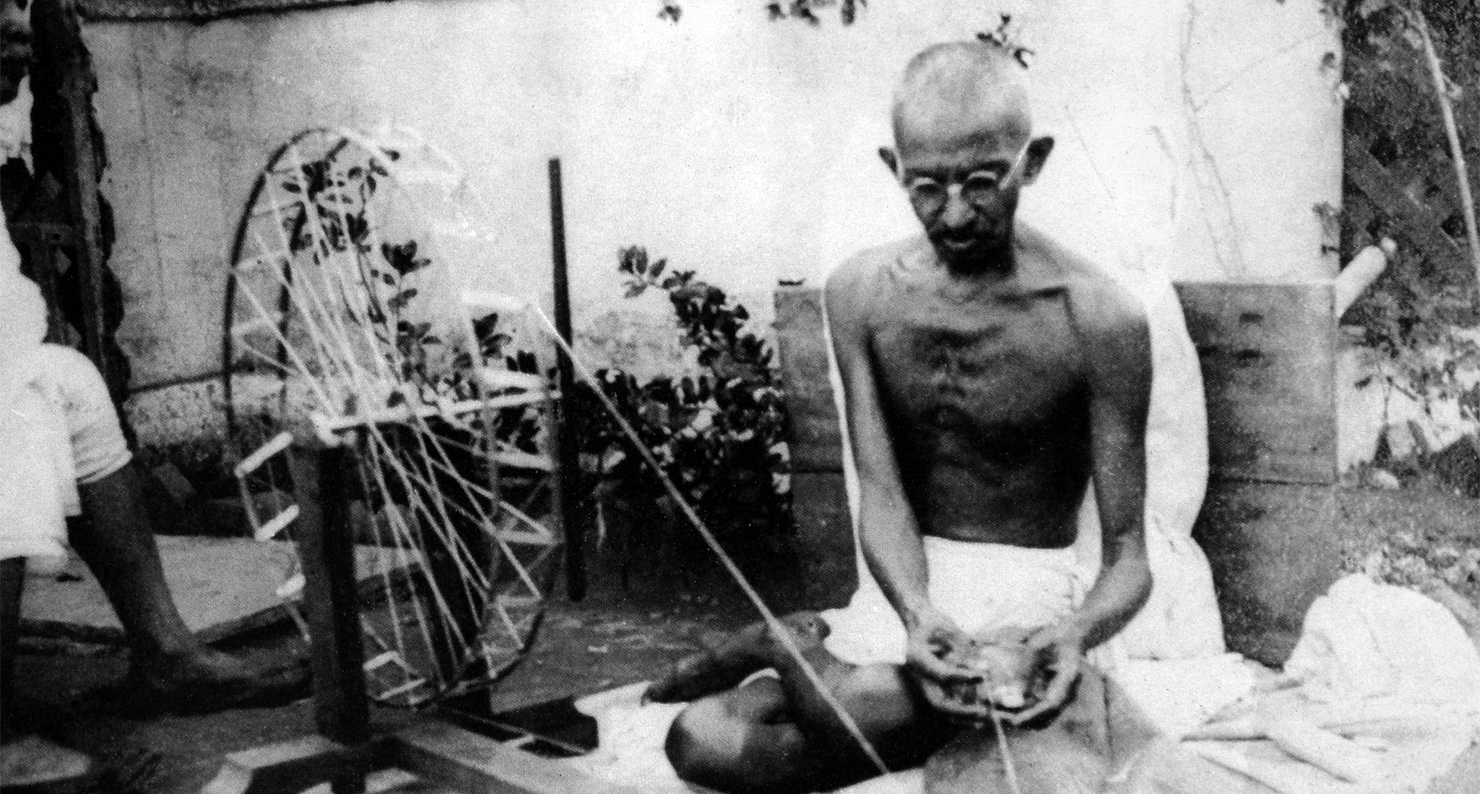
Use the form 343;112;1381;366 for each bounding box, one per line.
222;128;561;708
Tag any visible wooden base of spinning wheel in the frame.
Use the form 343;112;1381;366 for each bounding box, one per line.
202;437;650;794
201;720;656;794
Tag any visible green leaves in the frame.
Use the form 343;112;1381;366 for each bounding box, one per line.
977;13;1033;68
580;247;794;547
386;287;419;312
765;0;862;25
346;213;370;247
658;0;860;25
383;240;431;276
620;245;677;297
619;245;655;276
473;312;512;360
293;159;332;199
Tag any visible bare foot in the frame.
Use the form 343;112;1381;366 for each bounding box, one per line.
646;612;831;704
764;612;832;650
646;628;768;704
103;648;310;716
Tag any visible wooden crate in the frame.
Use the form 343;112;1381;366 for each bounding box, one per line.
774;285;846;475
1177;282;1338;665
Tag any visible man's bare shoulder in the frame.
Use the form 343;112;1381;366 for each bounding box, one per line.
1016;224;1146;342
823;236;919;322
1068;275;1148;347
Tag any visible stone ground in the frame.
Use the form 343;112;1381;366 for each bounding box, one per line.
10;484;1480;792
1338;484;1480;603
10;544;763;793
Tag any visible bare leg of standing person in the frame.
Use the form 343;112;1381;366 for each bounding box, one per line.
0;557;94;787
72;463;309;714
1;557;24;741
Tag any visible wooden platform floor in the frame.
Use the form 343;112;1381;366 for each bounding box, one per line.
12;485;1480;792
9;544;748;793
20;535;408;645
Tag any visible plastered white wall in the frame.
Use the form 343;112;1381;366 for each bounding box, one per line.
83;0;1342;445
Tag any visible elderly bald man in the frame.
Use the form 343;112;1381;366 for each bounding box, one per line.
646;41;1155;793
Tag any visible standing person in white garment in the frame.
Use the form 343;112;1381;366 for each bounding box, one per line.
0;1;306;779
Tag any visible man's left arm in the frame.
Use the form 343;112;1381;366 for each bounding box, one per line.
1011;286;1153;725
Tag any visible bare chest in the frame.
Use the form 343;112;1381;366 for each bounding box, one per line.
866;283;1087;433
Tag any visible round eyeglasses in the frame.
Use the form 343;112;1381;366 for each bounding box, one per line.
899;144;1030;214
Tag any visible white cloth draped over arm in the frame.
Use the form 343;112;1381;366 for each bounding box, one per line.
1075;265;1226;661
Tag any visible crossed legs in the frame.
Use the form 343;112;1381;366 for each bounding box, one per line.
651;612;957;793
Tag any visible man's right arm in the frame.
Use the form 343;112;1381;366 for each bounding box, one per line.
823;256;980;709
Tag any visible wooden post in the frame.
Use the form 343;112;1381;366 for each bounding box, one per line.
29;0;117;398
1176;282;1339;666
773;286;856;609
11;222;79;344
288;439;370;793
548;158;585;602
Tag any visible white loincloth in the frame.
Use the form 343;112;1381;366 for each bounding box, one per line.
819;536;1107;669
0;247;75;563
0;364;77;562
0;224;132;562
0;343;136;564
817;536;1257;741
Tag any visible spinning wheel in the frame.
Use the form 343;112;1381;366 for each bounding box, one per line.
206;129;883;794
221;128;562;708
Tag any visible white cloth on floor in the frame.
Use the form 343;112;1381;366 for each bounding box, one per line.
1114;654;1258;740
1285;575;1480;728
571;683;694;793
1140;576;1480;794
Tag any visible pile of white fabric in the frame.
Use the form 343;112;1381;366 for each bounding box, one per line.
571;683;693;793
1119;576;1480;794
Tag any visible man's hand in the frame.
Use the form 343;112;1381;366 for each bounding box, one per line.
905;607;988;721
1006;623;1085;727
